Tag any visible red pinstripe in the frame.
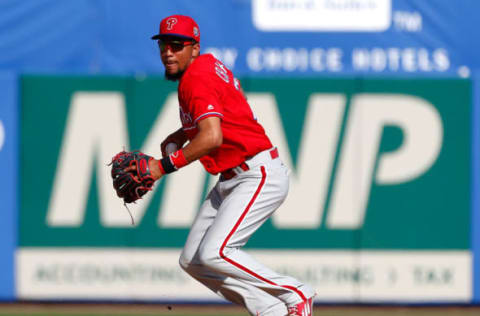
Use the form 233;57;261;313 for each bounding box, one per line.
219;166;307;302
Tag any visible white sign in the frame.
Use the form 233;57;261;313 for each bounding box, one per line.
253;0;391;32
17;248;472;302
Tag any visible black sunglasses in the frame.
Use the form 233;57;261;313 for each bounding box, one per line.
158;40;194;52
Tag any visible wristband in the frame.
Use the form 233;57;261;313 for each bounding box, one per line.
157;159;167;175
159;149;188;174
170;149;188;169
159;156;176;174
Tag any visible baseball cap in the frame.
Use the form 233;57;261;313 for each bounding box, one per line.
151;15;200;43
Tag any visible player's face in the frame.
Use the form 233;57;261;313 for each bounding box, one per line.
159;38;200;81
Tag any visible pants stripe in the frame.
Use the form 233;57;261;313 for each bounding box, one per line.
219;166;307;302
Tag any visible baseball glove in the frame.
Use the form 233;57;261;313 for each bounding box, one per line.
110;150;155;204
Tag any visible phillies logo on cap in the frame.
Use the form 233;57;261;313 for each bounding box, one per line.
152;14;200;43
166;17;177;30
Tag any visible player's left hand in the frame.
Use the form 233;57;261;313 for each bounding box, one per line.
109;150;162;204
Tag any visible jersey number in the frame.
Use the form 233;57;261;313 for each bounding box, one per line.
214;60;254;118
215;61;241;92
215;61;230;83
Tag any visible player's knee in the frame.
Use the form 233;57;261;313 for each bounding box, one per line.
197;243;220;268
178;253;192;272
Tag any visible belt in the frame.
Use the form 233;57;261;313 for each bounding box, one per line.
220;148;279;181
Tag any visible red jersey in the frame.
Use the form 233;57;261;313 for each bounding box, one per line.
178;54;273;174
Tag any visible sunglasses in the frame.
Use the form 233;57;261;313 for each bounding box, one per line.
158;40;194;52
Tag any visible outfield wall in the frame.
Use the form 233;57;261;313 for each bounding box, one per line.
0;0;479;304
1;75;476;304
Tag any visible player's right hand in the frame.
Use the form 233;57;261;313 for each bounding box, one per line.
160;130;187;157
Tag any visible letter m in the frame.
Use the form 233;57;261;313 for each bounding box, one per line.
47;92;130;226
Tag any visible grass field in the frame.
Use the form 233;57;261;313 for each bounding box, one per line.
1;304;480;316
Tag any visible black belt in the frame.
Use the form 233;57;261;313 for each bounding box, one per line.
220;148;279;180
220;162;250;180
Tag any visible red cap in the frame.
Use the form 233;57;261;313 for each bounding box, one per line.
151;15;200;43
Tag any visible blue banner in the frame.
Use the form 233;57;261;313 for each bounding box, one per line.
0;0;479;77
0;72;17;300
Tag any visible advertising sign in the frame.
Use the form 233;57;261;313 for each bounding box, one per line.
18;76;472;302
1;1;478;76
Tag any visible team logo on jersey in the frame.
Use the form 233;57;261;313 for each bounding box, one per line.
179;107;192;126
166;18;177;30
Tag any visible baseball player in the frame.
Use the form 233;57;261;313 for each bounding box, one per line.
147;15;315;316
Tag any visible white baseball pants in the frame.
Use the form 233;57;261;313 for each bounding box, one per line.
179;148;315;316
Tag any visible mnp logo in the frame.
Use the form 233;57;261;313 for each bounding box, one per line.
44;92;441;230
19;77;470;250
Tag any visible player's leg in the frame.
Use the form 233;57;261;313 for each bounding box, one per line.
196;159;315;308
184;271;288;315
179;187;219;272
179;184;287;316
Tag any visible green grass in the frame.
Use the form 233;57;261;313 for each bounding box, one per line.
0;304;479;316
0;314;246;316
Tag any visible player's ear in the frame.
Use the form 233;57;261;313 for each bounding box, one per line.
192;42;200;58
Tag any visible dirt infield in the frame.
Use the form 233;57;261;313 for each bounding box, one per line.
1;303;480;316
0;303;243;315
